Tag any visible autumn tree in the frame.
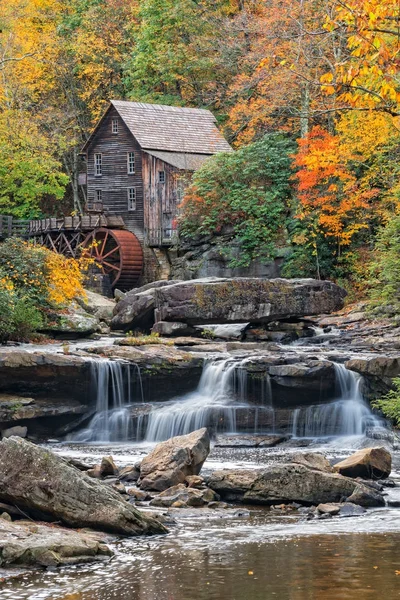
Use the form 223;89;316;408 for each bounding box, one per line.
323;0;400;115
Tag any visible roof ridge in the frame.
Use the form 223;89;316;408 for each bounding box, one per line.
111;100;213;115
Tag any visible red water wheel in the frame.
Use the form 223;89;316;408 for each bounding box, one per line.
82;228;143;291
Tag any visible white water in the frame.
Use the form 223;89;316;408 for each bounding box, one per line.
73;357;387;444
291;364;384;438
139;360;387;442
72;360;143;443
142;359;247;442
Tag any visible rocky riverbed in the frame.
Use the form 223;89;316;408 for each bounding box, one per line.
2;436;400;600
1;281;400;599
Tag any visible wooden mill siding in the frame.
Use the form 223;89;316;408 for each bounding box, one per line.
142;153;185;245
85;106;144;241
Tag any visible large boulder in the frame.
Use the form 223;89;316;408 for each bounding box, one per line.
0;519;112;567
41;302;100;337
154;278;346;325
111;280;181;331
79;290;116;323
0;437;166;536
139;428;210;491
333;447;392;480
208;463;384;507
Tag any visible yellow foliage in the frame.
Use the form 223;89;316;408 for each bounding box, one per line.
45;251;93;306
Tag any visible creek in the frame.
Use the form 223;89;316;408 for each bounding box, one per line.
2;334;400;600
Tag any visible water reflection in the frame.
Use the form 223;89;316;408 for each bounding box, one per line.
3;517;400;600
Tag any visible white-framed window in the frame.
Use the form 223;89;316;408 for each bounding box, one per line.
95;190;102;202
112;118;118;134
159;170;165;183
94;153;102;176
127;187;136;211
127;151;135;174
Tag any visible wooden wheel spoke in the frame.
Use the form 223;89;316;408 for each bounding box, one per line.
100;231;109;255
101;246;119;260
102;260;120;271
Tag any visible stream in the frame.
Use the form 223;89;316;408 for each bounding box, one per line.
2;334;400;599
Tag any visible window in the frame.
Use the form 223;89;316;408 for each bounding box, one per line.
159;170;165;183
94;153;102;176
127;152;135;174
96;190;102;202
128;188;136;211
112;119;118;134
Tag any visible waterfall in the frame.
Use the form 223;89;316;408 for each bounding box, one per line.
72;360;143;443
142;359;245;442
72;356;387;444
291;364;384;438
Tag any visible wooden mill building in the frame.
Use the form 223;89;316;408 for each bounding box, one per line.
81;101;232;248
24;101;232;292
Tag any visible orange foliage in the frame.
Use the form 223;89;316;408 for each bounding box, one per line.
294;125;378;245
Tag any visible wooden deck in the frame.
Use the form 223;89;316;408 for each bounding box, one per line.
28;214;125;235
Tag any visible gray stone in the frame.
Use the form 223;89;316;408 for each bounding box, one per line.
41;302;100;336
0;519;112;567
317;503;340;515
139;428;210;491
79;290;115;322
338;502;366;517
0;437;166;536
1;426;27;439
100;456;119;477
208;463;384;507
154;278;346;325
291;452;333;473
111;280;181;331
194;323;249;340
151;321;196;337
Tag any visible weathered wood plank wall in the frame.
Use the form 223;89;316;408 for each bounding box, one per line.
85;106;145;241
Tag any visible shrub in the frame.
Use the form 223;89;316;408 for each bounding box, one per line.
0;238;90;309
0;238;91;342
0;280;43;343
372;379;400;426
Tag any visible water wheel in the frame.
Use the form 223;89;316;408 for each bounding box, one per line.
82;228;143;291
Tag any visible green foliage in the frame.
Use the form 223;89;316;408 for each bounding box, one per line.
125;0;230;107
179;133;296;267
0;238;49;306
368;215;400;312
0;283;43;343
0;111;68;218
372;378;400;426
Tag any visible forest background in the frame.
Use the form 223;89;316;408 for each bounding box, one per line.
1;0;400;308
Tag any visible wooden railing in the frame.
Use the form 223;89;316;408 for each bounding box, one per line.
0;215;29;239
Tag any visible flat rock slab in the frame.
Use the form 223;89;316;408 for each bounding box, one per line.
0;520;112;567
154;278;346;325
208;463;385;507
214;435;289;448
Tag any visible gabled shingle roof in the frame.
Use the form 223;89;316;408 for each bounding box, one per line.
82;101;232;155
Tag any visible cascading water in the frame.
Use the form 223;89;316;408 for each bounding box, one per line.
72;360;143;443
291;363;385;438
139;360;386;442
141;359;248;442
73;355;387;445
